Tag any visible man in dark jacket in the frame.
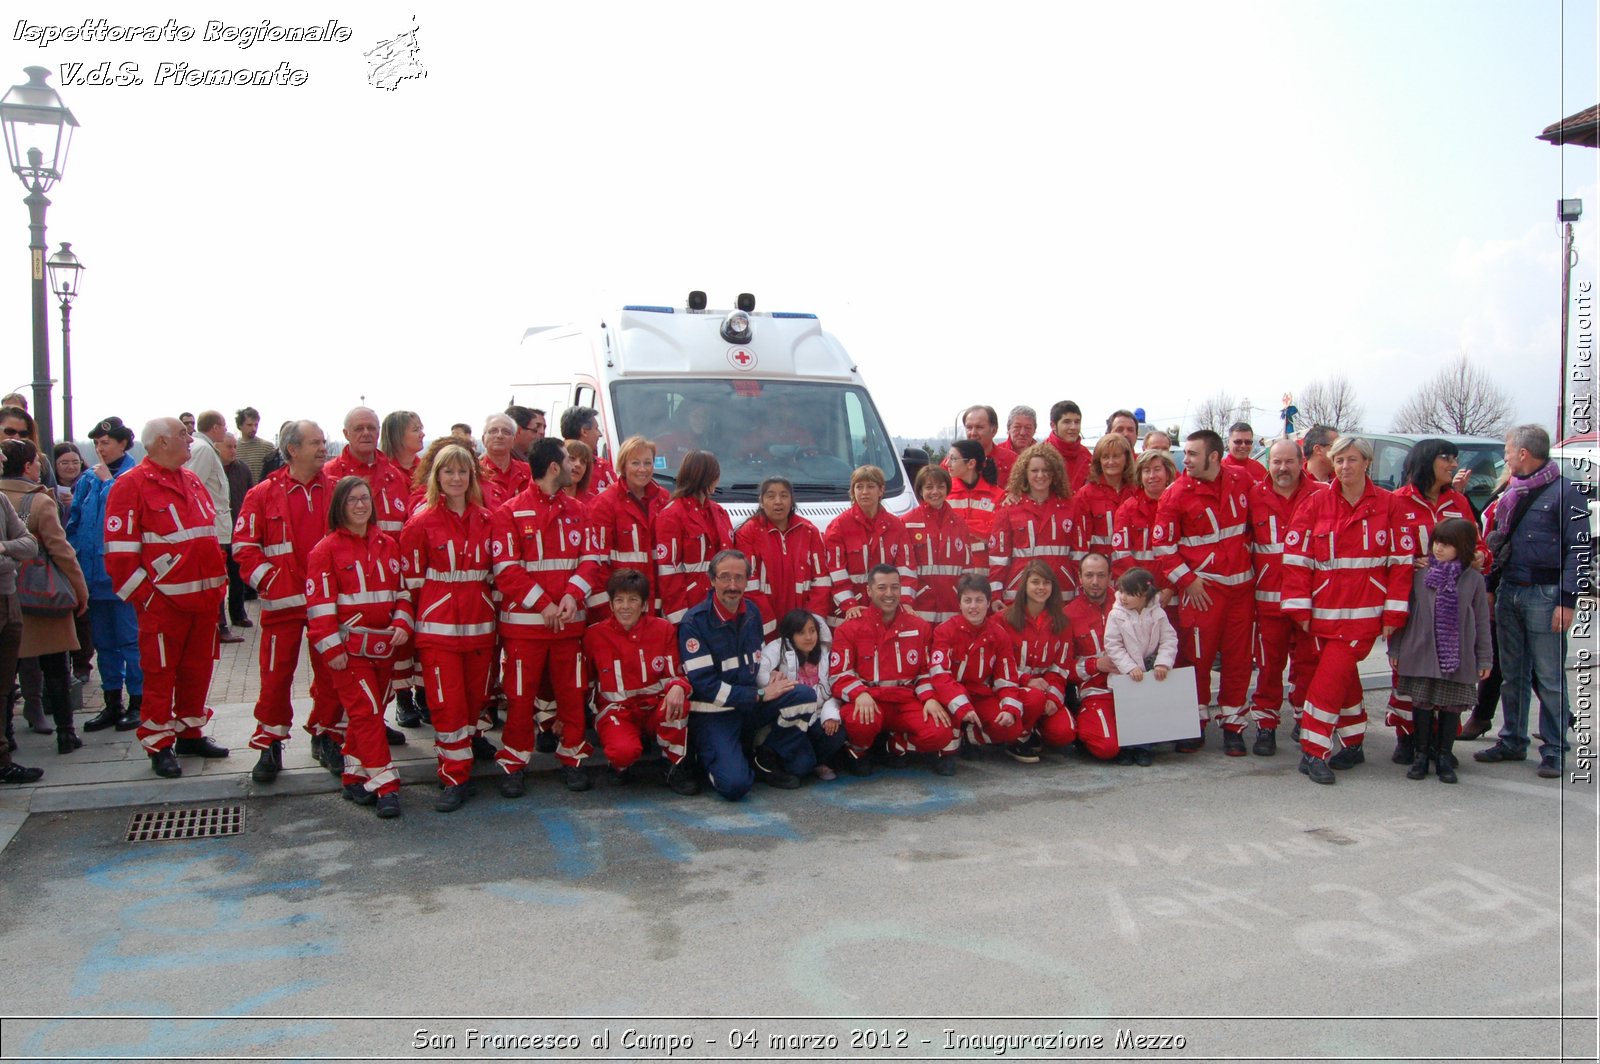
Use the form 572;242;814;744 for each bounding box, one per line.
1475;424;1589;778
678;550;819;800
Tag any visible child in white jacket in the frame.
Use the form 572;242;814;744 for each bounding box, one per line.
1103;568;1179;765
758;610;845;779
1105;568;1179;679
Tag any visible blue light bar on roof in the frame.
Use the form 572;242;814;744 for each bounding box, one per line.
623;305;675;313
770;312;817;319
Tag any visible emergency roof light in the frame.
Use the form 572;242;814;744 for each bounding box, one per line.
0;67;77;193
736;292;756;312
720;309;752;344
687;290;708;311
1559;199;1583;223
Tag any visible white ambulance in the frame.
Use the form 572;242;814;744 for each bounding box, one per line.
510;292;912;529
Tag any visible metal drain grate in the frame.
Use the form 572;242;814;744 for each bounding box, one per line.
126;805;244;843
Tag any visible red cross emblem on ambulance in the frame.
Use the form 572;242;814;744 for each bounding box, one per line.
727;348;757;371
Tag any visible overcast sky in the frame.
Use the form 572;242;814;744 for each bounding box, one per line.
2;0;1596;446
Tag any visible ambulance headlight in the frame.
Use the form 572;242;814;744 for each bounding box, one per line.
721;310;752;344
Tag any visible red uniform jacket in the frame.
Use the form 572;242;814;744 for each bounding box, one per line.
591;455;618;496
1072;479;1136;565
1391;485;1491;567
583;615;690;712
929;614;1023;721
1247;475;1323;617
991;439;1031;486
305;526;412;657
824;505;918;617
478;454;532;514
1111;491;1170;590
231;467;333;625
1046;434;1092;490
1222;454;1269;485
988;494;1078;604
324;450;411;535
946;475;1006;540
1000;608;1074;704
1151;468;1255;594
103;459;228;614
490;484;603;642
904;501;984;626
653;496;735;623
828;609;938;705
1065;592;1115;701
399;502;496;650
734;512;831;637
1282;479;1411;641
589;479;670;610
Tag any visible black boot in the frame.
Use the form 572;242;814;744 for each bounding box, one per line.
1435;711;1460;784
115;694;142;731
251;742;283;783
414;686;432;726
45;665;80;754
393;688;421;728
1407;708;1432;780
83;689;124;732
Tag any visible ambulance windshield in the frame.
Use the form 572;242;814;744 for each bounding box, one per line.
610;379;904;502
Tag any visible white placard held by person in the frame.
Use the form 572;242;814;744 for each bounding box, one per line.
1108;666;1202;747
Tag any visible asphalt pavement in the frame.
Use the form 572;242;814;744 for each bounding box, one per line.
0;609;1594;1062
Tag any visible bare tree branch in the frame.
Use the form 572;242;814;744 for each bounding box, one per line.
1297;376;1366;432
1190;391;1237;435
1390;354;1513;436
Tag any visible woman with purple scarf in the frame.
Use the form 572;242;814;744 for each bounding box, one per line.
1387;518;1492;782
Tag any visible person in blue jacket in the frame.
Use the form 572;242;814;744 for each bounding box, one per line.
66;416;143;732
677;549;821;799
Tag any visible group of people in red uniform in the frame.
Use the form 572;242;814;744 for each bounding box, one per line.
102;397;1482;818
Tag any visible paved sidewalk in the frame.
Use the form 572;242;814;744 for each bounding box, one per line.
0;606;495;851
0;600;1479;854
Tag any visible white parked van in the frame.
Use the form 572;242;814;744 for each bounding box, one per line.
511;293;911;530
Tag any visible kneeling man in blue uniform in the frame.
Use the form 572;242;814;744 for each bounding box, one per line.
678;550;820;799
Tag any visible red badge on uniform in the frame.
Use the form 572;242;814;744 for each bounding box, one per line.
685;638;701;653
906;648;919;665
106;516;122;533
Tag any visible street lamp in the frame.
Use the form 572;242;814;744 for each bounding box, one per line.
47;241;82;443
0;67;79;456
1558;198;1583;440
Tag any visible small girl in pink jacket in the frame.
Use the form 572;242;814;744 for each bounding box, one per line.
1105;568;1179;680
1103;568;1179;765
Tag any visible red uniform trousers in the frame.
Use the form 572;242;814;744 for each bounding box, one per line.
327;658;399;795
1298;635;1373;758
953;684;1034;746
1176;583;1254;730
421;645;493;786
1251;615;1315;729
596;697;688;771
250;621;341;748
1385;667;1414;736
1071;694;1119;760
135;598;218;755
840;686;960;757
500;638;590;771
1027;687;1080;748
